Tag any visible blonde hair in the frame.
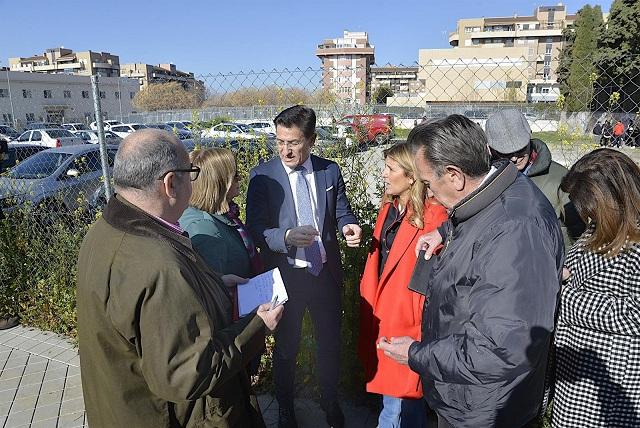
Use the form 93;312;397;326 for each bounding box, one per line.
382;143;427;229
189;147;236;214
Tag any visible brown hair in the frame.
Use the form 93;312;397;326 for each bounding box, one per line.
382;143;427;229
189;147;236;214
560;148;640;257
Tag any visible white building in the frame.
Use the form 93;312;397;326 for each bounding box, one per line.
0;71;138;128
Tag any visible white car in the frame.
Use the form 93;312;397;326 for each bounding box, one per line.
247;121;276;135
90;120;123;131
109;123;148;138
61;123;90;132
72;130;122;144
16;129;84;147
201;123;266;140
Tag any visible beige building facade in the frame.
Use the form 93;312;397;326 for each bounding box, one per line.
445;4;576;103
316;31;375;106
119;63;199;92
9;48;120;77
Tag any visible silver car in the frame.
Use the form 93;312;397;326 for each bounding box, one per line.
0;145;118;217
16;129;84;147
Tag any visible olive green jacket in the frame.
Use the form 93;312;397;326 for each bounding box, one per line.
528;138;585;248
77;195;266;428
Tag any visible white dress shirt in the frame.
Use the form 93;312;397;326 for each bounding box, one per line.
282;157;327;268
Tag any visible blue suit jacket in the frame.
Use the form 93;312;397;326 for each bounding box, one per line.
246;155;358;285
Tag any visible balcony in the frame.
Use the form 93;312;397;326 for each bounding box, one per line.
92;62;119;69
449;31;459;46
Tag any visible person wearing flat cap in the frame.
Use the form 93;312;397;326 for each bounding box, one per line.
485;109;585;246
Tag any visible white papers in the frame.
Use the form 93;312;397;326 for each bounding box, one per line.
237;268;289;317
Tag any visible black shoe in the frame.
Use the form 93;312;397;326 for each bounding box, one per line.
322;401;345;428
278;405;298;428
0;316;19;330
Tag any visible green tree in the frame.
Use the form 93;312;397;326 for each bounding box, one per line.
557;5;603;112
593;0;640;112
373;85;394;105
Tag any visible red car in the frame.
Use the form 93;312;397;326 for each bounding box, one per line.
338;114;394;145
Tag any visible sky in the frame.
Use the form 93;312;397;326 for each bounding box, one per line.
0;0;614;77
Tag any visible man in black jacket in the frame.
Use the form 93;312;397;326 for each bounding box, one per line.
379;115;564;428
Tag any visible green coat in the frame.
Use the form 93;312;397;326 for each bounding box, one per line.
77;195;266;428
528;138;584;248
180;206;252;278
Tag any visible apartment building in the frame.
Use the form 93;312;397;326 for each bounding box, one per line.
370;66;423;96
444;4;577;102
0;71;138;128
316;31;375;105
9;48;120;77
120;63;200;91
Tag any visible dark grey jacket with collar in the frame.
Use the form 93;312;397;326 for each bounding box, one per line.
408;161;564;428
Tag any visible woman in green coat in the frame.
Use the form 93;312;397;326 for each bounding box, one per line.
180;147;263;317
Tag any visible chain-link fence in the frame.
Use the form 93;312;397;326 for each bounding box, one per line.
1;54;639;333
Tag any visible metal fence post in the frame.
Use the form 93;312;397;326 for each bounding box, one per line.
91;75;114;202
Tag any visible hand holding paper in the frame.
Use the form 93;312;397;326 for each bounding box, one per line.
237;268;289;317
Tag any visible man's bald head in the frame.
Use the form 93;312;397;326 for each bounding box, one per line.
113;129;188;192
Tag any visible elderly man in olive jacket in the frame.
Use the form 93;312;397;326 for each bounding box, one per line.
77;129;283;428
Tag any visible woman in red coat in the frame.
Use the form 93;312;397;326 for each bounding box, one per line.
359;142;447;427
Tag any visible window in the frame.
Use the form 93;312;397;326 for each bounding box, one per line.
2;114;12;123
23;89;32;99
43;90;52;99
99;91;106;99
31;131;42;141
130;92;135;99
0;89;7;98
26;113;35;122
82;90;90;99
73;150;104;174
64;90;72;99
541;88;550;94
115;91;120;99
506;81;522;88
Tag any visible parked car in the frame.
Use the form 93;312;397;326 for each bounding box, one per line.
146;124;193;140
61;123;90;132
165;121;194;130
1;143;48;171
0;144;118;217
71;130;122;144
90;120;123;131
201;122;268;140
337;114;394;145
247;121;276;136
16;129;84;147
24;122;61;131
109;123;148;138
0;125;21;141
314;127;342;155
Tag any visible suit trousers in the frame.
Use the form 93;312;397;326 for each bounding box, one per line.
273;265;342;407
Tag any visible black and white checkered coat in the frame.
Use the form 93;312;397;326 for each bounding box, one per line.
552;234;640;427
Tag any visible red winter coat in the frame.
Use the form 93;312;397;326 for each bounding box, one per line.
613;121;625;137
358;199;447;398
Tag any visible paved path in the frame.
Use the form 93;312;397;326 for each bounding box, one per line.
0;325;377;428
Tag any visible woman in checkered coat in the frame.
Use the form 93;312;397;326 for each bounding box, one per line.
552;149;640;427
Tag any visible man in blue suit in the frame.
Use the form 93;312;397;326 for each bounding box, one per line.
247;105;361;428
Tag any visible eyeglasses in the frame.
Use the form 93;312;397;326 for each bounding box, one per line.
157;164;201;182
491;144;530;162
276;139;305;148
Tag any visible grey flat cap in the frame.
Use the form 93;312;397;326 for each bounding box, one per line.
485;109;531;153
